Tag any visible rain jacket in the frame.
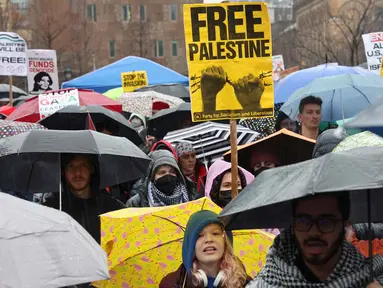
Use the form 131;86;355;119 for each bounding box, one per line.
189;161;207;197
160;210;249;288
204;159;254;198
43;189;125;244
126;150;198;207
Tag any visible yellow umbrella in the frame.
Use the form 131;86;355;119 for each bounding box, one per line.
93;197;274;288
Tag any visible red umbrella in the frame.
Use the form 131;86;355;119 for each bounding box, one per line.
7;88;122;123
0;106;16;116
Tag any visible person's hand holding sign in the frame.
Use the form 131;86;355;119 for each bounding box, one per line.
201;65;226;113
232;74;264;111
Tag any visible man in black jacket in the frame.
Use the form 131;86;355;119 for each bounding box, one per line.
44;154;125;244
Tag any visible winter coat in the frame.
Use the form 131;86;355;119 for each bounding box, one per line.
126;150;198;207
43;189;125;243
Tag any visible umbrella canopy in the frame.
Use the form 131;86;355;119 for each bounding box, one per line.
274;64;375;103
220;147;383;230
0;129;151;194
7;88;123;123
0;120;46;138
333;131;383;152
164;122;259;162
39;105;143;146
93;197;274;287
134;83;190;102
239;103;284;137
223;129;315;172
0;84;27;100
104;87;124;100
147;102;192;139
0;192;109;287
0;105;15;116
62;56;189;93
117;91;184;117
281;74;383;122
344;96;383;136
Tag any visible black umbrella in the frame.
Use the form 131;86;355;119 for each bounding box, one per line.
0;129;151;194
39;105;143;146
147;102;193;139
220;146;383;230
134;83;190;102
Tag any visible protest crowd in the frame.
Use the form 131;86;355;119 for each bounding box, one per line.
4;1;383;288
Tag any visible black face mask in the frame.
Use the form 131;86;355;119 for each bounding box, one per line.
217;189;242;207
253;166;271;178
154;174;177;196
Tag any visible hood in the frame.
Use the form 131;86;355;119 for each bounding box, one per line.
148;150;185;185
151;140;178;160
312;128;347;158
129;113;147;127
182;210;223;272
204;160;254;197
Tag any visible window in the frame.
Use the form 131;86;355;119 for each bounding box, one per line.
121;4;131;22
109;40;116;58
170;4;177;21
70;0;77;12
171;41;178;56
139;4;146;21
155;40;164;57
87;4;96;22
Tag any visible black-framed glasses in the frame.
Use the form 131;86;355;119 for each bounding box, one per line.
293;216;342;234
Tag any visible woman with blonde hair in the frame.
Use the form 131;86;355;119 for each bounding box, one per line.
160;210;251;288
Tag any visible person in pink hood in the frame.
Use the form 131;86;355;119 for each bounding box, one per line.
205;159;254;208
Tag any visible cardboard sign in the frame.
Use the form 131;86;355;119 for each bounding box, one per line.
184;2;274;122
0;32;27;76
279;66;299;79
362;32;383;74
121;71;148;92
38;89;80;119
27;50;59;94
272;55;285;81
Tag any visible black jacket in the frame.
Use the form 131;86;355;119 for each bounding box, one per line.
44;190;125;243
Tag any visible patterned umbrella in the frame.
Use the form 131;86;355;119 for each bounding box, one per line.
0;120;46;138
239;103;283;138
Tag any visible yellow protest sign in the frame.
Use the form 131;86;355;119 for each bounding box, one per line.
380;61;383;77
121;71;148;92
184;2;274;122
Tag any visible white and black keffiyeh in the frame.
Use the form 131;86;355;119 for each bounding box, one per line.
247;228;383;288
147;181;189;207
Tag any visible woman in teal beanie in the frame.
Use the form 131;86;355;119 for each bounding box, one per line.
160;210;250;288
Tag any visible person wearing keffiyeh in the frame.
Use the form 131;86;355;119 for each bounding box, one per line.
247;193;383;287
126;150;198;207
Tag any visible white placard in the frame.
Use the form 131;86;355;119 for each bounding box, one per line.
0;32;27;76
272;55;285;81
362;32;383;74
27;50;59;94
38;89;80;119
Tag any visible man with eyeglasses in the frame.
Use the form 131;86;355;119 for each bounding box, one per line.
247;193;383;287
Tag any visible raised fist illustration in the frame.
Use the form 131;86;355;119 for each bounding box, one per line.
200;66;227;113
232;74;265;111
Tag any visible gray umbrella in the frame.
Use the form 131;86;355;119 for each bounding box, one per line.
0;192;109;287
39;105;144;146
220;146;383;231
0;84;27;100
0;129;151;194
134;83;190;102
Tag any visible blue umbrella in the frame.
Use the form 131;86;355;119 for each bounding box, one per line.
274;64;375;104
345;96;383;136
280;74;383;122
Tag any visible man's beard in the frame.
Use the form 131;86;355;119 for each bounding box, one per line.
295;229;345;266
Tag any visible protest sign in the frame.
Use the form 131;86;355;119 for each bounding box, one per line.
27;50;59;94
121;71;148;92
362;32;383;74
279;66;299;79
184;2;274;122
0;32;27;76
272;55;285;81
38;89;80;119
